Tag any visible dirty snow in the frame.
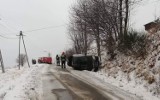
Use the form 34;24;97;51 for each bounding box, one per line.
91;70;159;100
69;67;160;100
0;64;159;100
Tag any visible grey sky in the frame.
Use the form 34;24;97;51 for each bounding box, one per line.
0;0;75;67
0;0;159;67
132;0;160;30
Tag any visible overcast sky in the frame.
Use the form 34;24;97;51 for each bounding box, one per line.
132;0;160;30
0;0;160;67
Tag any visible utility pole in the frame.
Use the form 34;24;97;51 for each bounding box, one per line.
0;49;5;73
17;31;30;69
21;33;30;68
17;31;22;69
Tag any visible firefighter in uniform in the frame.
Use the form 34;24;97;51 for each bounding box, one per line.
56;55;60;66
61;52;66;69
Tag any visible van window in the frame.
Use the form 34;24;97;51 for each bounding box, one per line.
73;56;87;65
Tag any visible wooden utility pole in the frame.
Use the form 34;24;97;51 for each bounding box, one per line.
17;31;22;69
17;31;30;69
0;49;5;73
21;33;30;68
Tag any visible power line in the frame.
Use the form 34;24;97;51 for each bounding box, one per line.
0;16;18;39
0;22;18;35
0;34;18;39
0;28;13;34
0;24;68;39
0;14;19;32
0;23;16;33
0;24;67;36
23;24;67;34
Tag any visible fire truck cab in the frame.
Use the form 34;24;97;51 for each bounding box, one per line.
38;57;52;64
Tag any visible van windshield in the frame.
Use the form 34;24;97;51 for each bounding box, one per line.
73;57;87;64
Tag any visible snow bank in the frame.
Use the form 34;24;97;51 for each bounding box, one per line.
69;69;141;100
0;64;44;100
98;31;160;100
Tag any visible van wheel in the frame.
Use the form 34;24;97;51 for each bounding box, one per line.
73;67;77;70
88;68;93;71
94;68;98;72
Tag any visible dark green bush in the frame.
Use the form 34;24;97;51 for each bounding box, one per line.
118;30;149;58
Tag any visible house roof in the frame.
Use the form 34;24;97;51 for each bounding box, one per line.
144;22;158;31
144;22;156;27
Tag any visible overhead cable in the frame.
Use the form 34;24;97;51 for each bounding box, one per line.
23;24;67;33
0;34;18;39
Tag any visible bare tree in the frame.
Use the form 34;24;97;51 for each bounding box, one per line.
68;23;82;54
16;54;26;66
68;3;93;54
72;0;102;58
69;0;117;58
124;0;129;35
68;0;143;59
119;0;123;40
65;48;75;57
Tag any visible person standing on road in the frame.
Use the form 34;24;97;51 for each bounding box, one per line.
56;55;60;66
61;52;66;69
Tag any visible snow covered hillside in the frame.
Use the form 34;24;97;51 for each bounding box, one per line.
100;31;160;100
0;65;43;100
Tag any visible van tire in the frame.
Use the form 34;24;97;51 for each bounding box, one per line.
88;68;93;71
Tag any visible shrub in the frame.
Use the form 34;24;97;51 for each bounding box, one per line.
118;30;149;58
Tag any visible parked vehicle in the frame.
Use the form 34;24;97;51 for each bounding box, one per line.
32;59;36;64
38;57;52;64
67;54;100;71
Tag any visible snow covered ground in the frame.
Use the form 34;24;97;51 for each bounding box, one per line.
0;64;159;100
68;66;160;100
0;64;43;100
94;70;159;100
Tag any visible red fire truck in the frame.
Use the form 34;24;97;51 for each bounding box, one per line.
38;57;52;64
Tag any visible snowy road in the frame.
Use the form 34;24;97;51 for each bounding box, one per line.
42;65;110;100
41;66;76;100
41;65;141;100
0;64;142;100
